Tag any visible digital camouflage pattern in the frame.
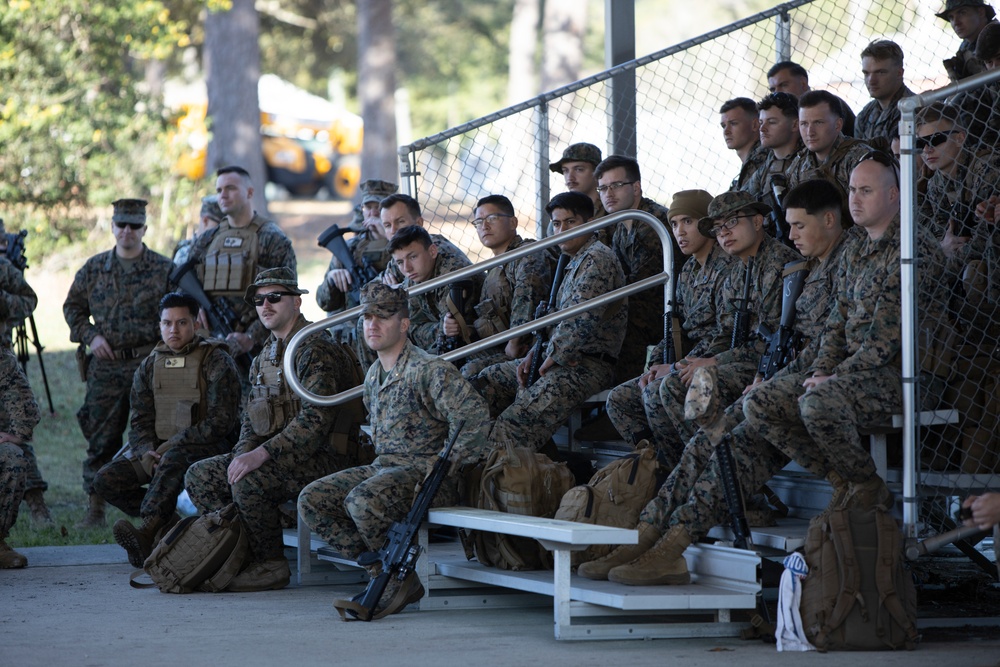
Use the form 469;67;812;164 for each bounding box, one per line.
740;140;806;203
0;256;37;348
729;139;770;192
0;350;38;539
786;134;874;194
64;245;173;494
460;236;552;378
93;338;241;522
473;237;627;451
0;443;26;541
855;85;915;145
315;230;389;313
298;339;490;557
185;316;362;561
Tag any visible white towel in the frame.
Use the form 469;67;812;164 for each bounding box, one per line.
775;552;816;652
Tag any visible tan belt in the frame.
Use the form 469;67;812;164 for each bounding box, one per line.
112;343;156;360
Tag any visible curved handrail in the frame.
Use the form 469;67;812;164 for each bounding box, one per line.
283;209;674;406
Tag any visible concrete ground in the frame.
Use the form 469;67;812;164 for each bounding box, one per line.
2;545;999;667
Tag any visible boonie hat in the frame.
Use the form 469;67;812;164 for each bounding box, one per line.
936;0;996;21
359;179;398;206
698;191;771;237
243;267;308;306
112;199;148;225
549;143;603;173
359;280;408;318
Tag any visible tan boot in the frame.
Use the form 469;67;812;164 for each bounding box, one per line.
75;494;106;529
577;522;660;580
607;524;692;586
23;489;53;527
846;476;893;511
0;539;28;569
228;559;291;592
113;516;163;568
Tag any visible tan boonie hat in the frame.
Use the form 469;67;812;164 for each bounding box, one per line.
698;191;771;238
200;195;224;221
359;179;398;206
112;199;148;225
936;0;996;20
667;190;714;224
549;143;603;173
243;267;309;306
359;280;408;318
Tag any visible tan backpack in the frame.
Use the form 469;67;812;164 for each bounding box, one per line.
554;446;664;565
463;444;575;571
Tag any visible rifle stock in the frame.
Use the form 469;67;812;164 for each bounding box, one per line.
318;224;378;305
527;253;570;385
169;261;238;337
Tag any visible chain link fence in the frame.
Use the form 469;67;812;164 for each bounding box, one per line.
397;0;997;546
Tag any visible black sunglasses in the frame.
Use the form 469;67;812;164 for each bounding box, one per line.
114;222;145;231
915;130;958;151
858;150;900;187
252;292;293;306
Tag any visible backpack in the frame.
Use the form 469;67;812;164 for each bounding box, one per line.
463;445;575;571
129;503;249;594
553;446;664;566
800;507;919;651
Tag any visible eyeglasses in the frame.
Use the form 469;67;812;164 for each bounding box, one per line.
469;213;513;228
915;130;958;151
114;222;145;231
252;292;293;306
711;214;752;235
858;150;900;187
596;181;636;194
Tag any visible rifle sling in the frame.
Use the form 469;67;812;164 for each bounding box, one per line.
445;293;472;344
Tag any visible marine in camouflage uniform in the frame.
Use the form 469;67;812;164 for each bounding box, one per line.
185;268;365;592
786;133;873;195
730;140;770;193
63;198;173;526
472;192;627;452
93;293;242;566
0;348;40;568
548;143;608;241
855;85;914;147
938;0;997;82
298;281;489;560
740;139;806;203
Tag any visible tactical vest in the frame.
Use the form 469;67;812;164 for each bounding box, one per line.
152;341;218;441
199;220;262;296
246;337;301;438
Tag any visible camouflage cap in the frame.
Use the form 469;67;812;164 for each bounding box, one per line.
111;198;148;225
936;0;996;20
697;191;771;237
348;204;366;232
667;190;714;224
549;143;603;173
359;280;408;318
976;20;1000;59
359;179;398;206
243;267;308;306
200;195;224;222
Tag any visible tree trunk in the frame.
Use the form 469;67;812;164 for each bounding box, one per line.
358;0;398;185
541;0;587;148
204;0;269;215
508;0;540;105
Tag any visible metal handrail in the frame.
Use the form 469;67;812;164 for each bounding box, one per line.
283;209;674;406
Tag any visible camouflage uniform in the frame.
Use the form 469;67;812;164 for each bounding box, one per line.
729;140;770;192
315;230;389;314
298;339;490;557
92;337;241;522
185;315;361;562
0;349;39;541
63;245;173;494
855;85;915;146
401;245;481;355
743;217;947;484
606;244;733;448
472;237;627;451
656;234;802;460
740;141;806;203
459;236;552;379
786;134;874;194
611;197;676;382
943;23;996;83
0;255;37;348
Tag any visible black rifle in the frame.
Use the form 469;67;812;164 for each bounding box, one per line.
767;173;792;246
716;434;752;550
755;260;808;381
730;256;755;349
4;229;54;414
434;280;474;356
662;308;678;366
527;253;570;385
347;420;464;621
169;260;251;364
318;224;379;306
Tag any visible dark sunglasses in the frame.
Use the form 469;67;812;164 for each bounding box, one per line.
252;292;293;306
858;150;900;187
915;130;958;151
114;222;145;231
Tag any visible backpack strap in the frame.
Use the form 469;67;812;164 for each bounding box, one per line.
815;510;865;647
873;510;920;648
129;569;157;589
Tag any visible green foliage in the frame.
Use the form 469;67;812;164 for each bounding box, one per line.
0;1;192;259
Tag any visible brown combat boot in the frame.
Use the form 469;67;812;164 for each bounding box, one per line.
0;539;28;569
23;489;53;527
227;559;291;592
75;494;106;529
577;522;661;580
607;524;692;586
113;516;165;568
845;476;894;511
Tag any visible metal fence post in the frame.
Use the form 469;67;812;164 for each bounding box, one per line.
536;102;550;239
775;8;791;63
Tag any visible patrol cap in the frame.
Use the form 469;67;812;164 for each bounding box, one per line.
936;0;996;20
667;190;714;224
359;179;398;206
359;280;408;318
549;143;603;173
111;199;148;225
200;195;224;222
243;267;309;306
976;20;1000;60
698;191;771;238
